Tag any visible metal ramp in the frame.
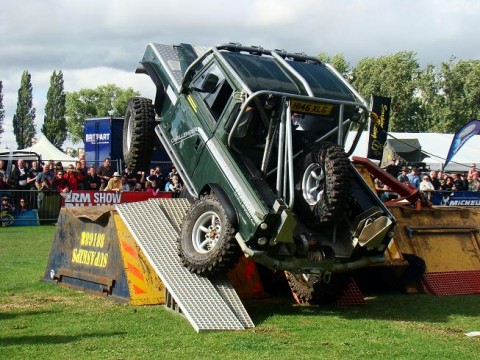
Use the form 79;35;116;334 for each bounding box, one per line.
116;198;254;332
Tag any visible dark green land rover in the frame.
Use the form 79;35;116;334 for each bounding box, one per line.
123;43;395;302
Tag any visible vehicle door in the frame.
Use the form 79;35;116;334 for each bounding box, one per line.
169;61;234;180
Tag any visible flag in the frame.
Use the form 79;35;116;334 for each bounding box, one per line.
367;95;391;160
444;119;480;167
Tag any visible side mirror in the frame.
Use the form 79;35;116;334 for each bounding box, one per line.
200;73;219;93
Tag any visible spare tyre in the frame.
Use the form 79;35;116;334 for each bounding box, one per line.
294;142;351;224
123;97;156;170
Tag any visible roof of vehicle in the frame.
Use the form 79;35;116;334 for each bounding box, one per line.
221;51;356;102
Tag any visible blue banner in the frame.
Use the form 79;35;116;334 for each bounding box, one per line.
444;119;480;167
431;191;480;206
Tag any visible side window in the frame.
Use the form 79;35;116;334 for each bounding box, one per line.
191;63;233;121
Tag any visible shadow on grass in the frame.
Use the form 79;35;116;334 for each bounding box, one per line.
0;310;54;321
0;332;126;346
245;293;480;326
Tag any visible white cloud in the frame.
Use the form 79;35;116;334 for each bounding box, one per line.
1;0;479;149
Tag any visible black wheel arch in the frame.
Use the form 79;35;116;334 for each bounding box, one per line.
201;183;239;229
141;62;166;117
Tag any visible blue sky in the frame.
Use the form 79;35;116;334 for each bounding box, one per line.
1;0;479;150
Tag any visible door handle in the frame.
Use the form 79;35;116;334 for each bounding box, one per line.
194;138;201;151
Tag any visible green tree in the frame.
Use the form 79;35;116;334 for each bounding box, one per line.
42;70;67;148
351;52;421;132
436;58;480;132
0;81;4;144
318;52;351;78
13;70;36;149
415;64;444;132
65;84;140;143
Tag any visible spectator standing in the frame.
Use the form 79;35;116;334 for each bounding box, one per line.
97;157;115;190
11;159;29;190
459;173;469;191
154;166;165;190
145;180;160;197
168;166;178;182
35;164;54;190
429;170;441;190
385;159;400;178
168;174;183;193
420;175;435;200
120;175;130;191
103;172;122;192
0;160;7;181
442;176;454;191
123;166;138;190
407;167;420;190
27;160;42;190
75;161;88;190
53;169;70;193
65;164;85;191
468;164;477;177
85;166;101;191
397;167;409;184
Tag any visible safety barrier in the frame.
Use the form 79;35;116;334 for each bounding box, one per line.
1;189;60;225
0;189;176;225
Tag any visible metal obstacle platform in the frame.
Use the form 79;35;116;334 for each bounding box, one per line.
116;198;254;332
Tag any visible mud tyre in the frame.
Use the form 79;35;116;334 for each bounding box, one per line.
286;271;349;305
178;194;241;276
123;97;156;170
294;142;351;224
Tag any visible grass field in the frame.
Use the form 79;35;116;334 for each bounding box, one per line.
0;225;479;359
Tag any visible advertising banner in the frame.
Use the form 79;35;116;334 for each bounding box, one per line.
60;191;173;207
444;119;480;168
431;191;480;206
367;95;391;160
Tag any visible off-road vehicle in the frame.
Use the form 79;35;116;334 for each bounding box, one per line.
123;42;396;302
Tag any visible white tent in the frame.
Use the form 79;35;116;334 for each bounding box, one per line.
345;131;480;172
23;136;76;165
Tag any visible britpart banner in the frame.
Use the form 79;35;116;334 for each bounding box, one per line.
444;119;480;168
60;191;172;207
367;95;391;160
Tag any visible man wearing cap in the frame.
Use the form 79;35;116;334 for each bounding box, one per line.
103;171;122;192
397;167;409;184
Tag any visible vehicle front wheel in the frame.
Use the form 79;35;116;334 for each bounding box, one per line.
177;194;241;276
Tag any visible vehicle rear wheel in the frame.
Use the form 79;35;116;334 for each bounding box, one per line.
177;194;241;276
285;271;349;304
294;142;351;224
123;97;156;170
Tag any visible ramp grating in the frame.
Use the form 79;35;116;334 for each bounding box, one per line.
116;199;254;331
422;270;480;296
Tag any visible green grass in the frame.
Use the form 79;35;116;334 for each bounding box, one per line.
1;225;479;359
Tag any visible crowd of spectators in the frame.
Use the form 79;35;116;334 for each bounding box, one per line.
0;156;182;213
376;160;480;201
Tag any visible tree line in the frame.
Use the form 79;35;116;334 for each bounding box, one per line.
0;51;479;150
0;71;139;150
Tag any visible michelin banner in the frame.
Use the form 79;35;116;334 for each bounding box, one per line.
444;119;480;168
367;95;391;160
